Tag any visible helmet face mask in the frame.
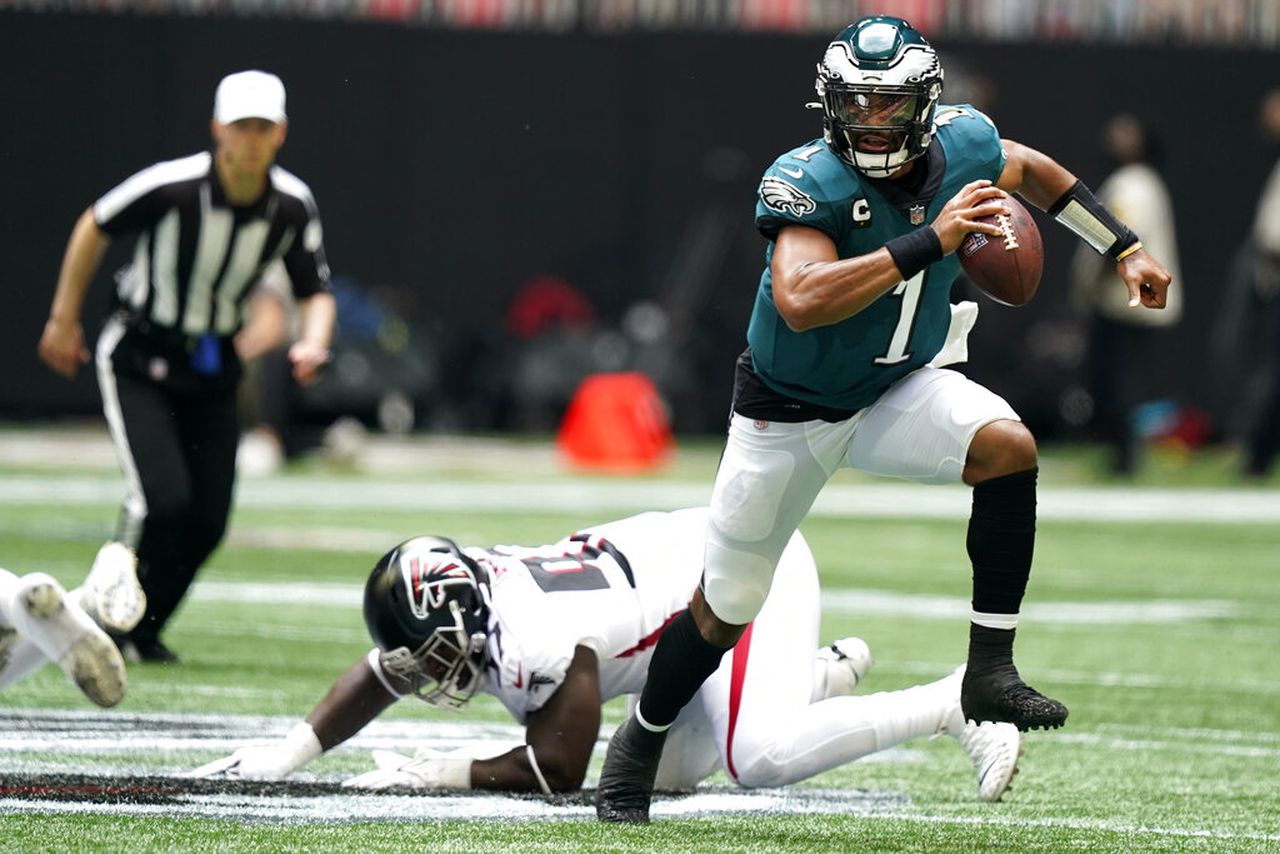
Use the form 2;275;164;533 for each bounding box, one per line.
815;16;944;177
363;536;490;711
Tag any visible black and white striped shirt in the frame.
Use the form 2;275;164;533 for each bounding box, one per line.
93;151;330;339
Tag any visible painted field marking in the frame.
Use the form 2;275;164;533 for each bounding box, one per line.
187;579;1241;626
7;475;1280;523
0;708;1276;840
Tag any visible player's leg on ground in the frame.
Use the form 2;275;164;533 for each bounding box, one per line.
649;528;826;791
597;415;837;822
697;535;971;791
0;571;125;705
698;527;822;787
725;655;1022;802
811;637;874;702
847;368;1066;731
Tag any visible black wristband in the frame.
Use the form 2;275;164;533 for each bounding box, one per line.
1048;179;1141;261
884;227;944;280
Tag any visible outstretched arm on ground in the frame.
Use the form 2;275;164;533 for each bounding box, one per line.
188;656;398;780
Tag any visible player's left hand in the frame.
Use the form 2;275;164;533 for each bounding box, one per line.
341;748;471;790
288;339;332;386
185;744;304;781
1116;248;1172;309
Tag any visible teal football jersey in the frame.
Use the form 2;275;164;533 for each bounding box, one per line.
748;104;1006;411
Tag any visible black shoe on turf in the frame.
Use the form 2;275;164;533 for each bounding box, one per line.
961;663;1068;731
116;635;180;665
595;715;667;823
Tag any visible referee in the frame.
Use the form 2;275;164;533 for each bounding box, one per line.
37;70;337;663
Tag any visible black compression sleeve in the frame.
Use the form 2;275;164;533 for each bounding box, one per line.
1047;179;1142;261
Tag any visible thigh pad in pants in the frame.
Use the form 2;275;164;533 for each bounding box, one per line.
703;416;833;625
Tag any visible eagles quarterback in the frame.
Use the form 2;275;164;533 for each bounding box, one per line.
597;16;1173;822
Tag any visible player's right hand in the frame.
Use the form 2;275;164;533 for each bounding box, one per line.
341;747;472;790
37;318;90;379
930;179;1010;255
185;744;303;781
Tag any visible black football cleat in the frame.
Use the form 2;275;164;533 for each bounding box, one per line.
115;635;180;665
961;663;1068;732
595;716;668;823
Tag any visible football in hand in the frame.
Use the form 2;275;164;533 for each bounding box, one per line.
957;195;1043;306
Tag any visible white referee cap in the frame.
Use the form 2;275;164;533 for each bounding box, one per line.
214;70;287;124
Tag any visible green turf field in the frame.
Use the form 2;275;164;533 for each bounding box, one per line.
1;430;1278;851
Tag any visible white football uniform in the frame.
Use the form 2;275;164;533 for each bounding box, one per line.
0;568;128;708
368;508;969;791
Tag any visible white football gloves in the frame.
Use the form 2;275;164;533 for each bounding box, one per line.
341;747;472;790
186;722;323;780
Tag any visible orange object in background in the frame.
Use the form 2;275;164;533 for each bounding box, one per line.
557;373;674;472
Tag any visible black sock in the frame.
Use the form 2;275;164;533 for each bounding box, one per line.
968;623;1016;674
968;467;1037;616
637;609;732;729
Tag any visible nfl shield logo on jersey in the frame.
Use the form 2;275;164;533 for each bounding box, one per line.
909;204;926;225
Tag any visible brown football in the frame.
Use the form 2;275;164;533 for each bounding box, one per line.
957;195;1043;306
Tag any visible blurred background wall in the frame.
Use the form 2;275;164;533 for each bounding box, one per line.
1;3;1275;441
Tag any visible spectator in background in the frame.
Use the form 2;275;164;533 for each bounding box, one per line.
234;261;295;476
36;70;336;663
1070;113;1182;476
237;262;379;476
1242;89;1280;478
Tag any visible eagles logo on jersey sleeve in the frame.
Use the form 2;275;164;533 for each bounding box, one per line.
755;143;849;242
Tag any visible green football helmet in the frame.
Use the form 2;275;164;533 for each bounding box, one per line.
814;16;944;177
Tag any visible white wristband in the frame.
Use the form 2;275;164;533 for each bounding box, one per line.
436;754;473;789
283;722;324;770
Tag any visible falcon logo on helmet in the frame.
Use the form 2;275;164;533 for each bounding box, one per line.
812;16;944;177
363;536;491;710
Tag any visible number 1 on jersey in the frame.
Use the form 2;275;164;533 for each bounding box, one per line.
873;270;926;365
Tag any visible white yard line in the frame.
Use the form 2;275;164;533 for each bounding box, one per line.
188;578;1241;627
5;474;1280;523
0;709;1276;838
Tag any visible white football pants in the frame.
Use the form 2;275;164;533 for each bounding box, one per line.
643;533;965;790
702;366;1019;625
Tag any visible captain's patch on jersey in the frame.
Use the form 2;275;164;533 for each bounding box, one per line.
760;177;817;217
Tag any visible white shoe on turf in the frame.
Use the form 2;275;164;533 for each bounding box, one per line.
83;542;146;635
811;636;875;702
23;579;127;708
940;670;1023;802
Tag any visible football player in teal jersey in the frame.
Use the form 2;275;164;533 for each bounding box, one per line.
598;15;1173;823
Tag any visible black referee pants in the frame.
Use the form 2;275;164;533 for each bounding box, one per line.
98;325;241;644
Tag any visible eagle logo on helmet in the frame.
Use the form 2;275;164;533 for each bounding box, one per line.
812;16;944;177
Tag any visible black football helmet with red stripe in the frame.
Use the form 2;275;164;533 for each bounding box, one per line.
363;536;490;709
